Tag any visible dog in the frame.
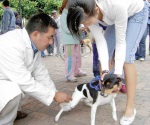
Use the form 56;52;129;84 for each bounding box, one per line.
83;38;92;53
55;74;122;125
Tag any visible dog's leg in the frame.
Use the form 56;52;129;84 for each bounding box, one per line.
55;89;84;121
70;89;84;108
84;99;93;107
55;109;64;121
91;104;98;125
87;44;92;53
110;98;117;121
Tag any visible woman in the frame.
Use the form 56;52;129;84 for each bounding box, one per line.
67;0;148;124
59;0;87;83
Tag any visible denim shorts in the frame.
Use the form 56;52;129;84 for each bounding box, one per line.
104;2;148;63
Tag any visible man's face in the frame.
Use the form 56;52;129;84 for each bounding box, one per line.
32;26;55;51
52;13;57;19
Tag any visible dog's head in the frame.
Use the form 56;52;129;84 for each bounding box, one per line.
100;74;122;97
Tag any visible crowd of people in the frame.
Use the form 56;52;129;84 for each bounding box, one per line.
0;0;150;125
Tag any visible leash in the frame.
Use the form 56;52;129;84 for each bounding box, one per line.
89;75;102;91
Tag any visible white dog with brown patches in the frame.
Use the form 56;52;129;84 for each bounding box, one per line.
55;74;122;125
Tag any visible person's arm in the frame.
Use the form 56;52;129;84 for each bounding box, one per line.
113;4;128;75
0;47;56;106
2;11;11;33
32;59;72;103
32;54;56;91
89;22;109;72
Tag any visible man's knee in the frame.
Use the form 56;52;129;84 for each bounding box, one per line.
0;94;22;117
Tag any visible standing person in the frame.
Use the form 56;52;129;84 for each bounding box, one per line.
0;13;71;125
1;0;16;34
14;11;22;29
67;0;148;124
51;10;61;56
59;0;87;82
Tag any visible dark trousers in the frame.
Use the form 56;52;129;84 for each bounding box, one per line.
92;42;100;77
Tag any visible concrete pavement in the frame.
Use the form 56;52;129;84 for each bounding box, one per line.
14;52;150;125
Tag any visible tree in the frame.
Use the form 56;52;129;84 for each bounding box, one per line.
0;0;62;19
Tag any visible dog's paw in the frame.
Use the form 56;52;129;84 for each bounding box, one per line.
112;113;117;121
55;115;59;122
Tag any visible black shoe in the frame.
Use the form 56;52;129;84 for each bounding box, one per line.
15;111;28;120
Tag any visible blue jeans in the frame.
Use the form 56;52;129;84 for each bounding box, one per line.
135;25;148;59
47;44;54;54
41;51;45;57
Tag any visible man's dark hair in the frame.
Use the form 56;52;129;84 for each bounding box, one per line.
2;0;9;7
25;13;58;35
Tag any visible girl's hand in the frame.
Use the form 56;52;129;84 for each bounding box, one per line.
101;70;109;80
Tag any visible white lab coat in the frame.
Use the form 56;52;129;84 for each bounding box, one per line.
0;28;56;112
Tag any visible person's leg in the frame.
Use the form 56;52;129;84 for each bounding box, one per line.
16;94;29;120
92;42;100;77
74;44;87;76
123;3;148;118
49;41;54;55
138;25;148;60
0;94;22;125
135;48;139;60
47;45;50;55
64;44;77;82
55;32;61;55
74;44;81;74
41;51;46;57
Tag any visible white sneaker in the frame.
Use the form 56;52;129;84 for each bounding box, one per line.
66;76;77;82
120;108;136;125
50;53;53;56
74;71;87;77
139;58;145;61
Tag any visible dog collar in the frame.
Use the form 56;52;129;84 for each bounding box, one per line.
89;75;102;91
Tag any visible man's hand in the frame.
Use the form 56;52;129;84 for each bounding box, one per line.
54;92;72;104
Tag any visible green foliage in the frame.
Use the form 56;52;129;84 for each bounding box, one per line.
0;0;63;20
0;2;2;20
43;0;62;14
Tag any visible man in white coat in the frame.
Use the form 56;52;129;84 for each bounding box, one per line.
0;13;71;125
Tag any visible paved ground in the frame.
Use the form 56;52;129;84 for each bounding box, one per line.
14;52;150;125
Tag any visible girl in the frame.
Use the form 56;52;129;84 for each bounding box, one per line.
59;0;87;82
67;0;148;124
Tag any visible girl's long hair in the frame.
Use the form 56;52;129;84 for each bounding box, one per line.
67;0;96;38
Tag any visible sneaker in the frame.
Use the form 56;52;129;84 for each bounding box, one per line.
74;71;87;77
66;76;77;82
120;108;136;125
120;84;126;93
50;53;53;56
139;58;145;61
